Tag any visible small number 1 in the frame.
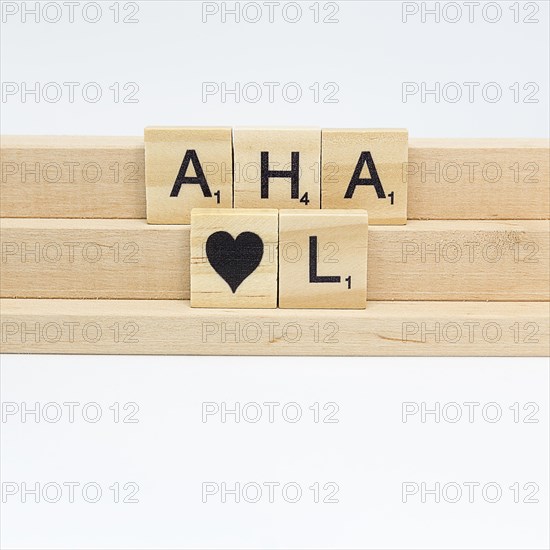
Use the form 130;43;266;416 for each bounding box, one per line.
214;190;221;204
388;191;395;205
345;275;352;289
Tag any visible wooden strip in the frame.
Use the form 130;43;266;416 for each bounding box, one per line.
369;219;549;301
2;137;548;220
1;219;548;301
0;219;187;299
408;139;550;220
0;136;146;218
0;299;547;356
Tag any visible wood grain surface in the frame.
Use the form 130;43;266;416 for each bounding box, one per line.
1;219;547;301
2;136;548;219
1;299;546;356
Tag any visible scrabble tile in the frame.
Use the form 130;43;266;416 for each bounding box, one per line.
145;127;233;224
278;210;368;309
190;208;278;308
322;129;408;224
233;127;321;209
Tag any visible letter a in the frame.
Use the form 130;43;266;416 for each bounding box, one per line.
344;151;386;199
170;149;212;197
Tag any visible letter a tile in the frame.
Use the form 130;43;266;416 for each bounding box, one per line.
145;127;233;224
322;129;408;224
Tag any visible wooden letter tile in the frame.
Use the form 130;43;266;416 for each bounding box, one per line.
145;127;233;224
233;127;320;209
322;129;408;224
278;210;368;309
191;208;278;308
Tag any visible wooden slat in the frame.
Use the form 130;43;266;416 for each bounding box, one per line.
0;136;146;218
1;219;548;301
0;218;186;299
0;299;547;356
408;139;550;220
2;137;548;220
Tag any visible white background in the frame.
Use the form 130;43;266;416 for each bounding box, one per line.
1;1;549;549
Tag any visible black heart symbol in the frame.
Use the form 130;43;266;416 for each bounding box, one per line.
206;231;264;294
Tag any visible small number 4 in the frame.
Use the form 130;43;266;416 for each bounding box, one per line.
300;192;310;205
